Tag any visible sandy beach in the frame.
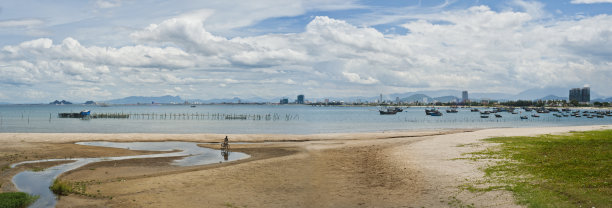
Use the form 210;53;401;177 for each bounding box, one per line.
1;125;611;207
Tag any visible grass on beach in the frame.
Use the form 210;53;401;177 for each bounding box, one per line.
468;129;612;207
0;192;39;208
50;179;72;196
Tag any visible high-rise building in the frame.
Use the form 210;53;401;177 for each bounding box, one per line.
569;87;590;104
280;98;289;104
569;88;581;102
379;94;383;103
581;87;590;103
297;94;305;104
462;91;468;103
396;97;400;104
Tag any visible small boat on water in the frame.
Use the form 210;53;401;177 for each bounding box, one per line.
430;111;443;116
425;109;436;115
520;116;528;119
80;110;91;116
190;105;196;108
446;109;458;113
379;107;398;115
531;114;540;118
480;115;489;118
495;114;502;118
471;109;479;112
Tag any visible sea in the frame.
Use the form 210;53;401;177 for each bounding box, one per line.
0;104;610;134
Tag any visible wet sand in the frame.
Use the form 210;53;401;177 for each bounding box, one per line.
1;125;611;207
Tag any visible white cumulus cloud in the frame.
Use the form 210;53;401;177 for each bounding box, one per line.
1;4;612;103
571;0;612;4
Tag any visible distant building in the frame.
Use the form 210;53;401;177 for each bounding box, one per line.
280;98;289;104
462;91;469;103
396;97;400;104
379;94;383;103
569;87;590;104
297;94;305;104
581;87;590;103
324;98;329;104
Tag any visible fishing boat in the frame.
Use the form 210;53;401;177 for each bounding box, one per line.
379;107;398;115
425;108;436;115
80;110;91;116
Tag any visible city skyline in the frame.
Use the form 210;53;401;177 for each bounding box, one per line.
1;0;611;103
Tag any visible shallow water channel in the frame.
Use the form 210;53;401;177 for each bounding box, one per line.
10;141;249;208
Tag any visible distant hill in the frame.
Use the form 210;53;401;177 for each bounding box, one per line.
432;96;460;103
50;100;72;105
539;95;568;101
189;97;242;104
105;95;183;104
592;97;612;103
401;94;432;103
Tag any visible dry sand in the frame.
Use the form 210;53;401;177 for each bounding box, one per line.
1;125;611;207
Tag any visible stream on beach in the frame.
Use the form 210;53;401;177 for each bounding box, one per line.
10;141;249;208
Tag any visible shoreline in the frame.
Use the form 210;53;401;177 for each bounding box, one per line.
1;125;611;207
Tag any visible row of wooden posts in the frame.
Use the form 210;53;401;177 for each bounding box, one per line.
58;112;299;121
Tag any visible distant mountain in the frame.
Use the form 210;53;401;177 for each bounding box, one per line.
391;90;462;99
539;95;568;101
105;95;183;104
513;87;569;100
469;92;513;100
592;97;612;103
401;94;432;103
189;97;242;104
50;100;72;105
432;96;460;103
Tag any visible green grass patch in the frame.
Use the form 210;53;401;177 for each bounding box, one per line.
50;179;72;196
470;130;612;207
0;192;39;208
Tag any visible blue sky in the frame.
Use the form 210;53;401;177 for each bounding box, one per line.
0;0;611;103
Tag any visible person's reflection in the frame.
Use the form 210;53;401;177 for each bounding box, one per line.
221;150;230;161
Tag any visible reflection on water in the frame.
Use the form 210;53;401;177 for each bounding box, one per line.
11;141;249;208
222;150;230;161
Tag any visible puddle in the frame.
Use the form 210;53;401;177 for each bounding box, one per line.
11;141;249;208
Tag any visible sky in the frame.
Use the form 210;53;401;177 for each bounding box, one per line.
0;0;611;103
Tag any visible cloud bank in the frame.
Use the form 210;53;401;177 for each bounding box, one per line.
0;4;611;102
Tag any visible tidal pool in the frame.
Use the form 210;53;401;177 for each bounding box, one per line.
11;141;249;208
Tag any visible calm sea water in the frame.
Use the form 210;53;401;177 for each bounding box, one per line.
0;104;610;134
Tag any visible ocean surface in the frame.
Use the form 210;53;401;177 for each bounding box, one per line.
0;104;610;134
